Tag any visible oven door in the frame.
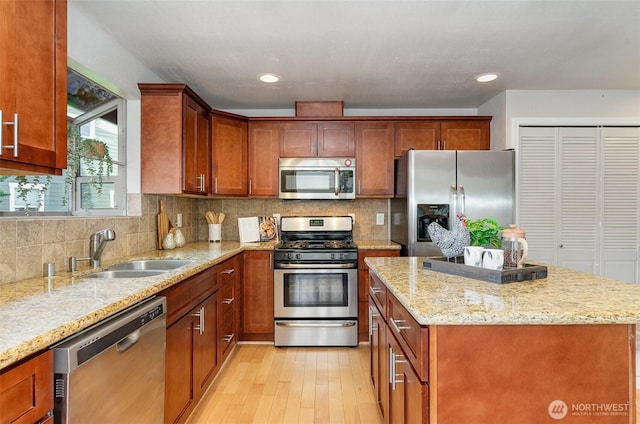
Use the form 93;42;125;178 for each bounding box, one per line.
274;268;358;318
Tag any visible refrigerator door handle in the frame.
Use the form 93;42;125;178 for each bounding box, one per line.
451;184;458;216
458;184;465;215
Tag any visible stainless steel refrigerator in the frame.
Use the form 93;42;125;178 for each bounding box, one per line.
391;150;515;257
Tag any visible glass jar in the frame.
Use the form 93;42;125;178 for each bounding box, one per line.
501;224;528;268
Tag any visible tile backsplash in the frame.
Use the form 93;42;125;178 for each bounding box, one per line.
0;195;388;285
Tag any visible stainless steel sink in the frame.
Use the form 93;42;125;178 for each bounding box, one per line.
86;270;168;279
107;259;195;271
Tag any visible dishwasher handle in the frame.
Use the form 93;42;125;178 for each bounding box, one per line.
116;330;141;353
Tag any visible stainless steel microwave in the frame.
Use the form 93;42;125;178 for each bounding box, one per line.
279;157;356;200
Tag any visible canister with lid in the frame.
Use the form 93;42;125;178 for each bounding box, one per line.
501;224;528;268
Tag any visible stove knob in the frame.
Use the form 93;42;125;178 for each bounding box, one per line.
287;253;294;260
330;253;336;260
295;253;302;260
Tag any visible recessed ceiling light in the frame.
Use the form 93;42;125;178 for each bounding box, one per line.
475;73;499;83
258;73;280;83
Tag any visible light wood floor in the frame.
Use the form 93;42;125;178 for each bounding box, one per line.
187;344;640;424
186;343;382;424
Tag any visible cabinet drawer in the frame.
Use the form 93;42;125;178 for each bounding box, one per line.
387;293;429;382
369;273;387;317
162;267;217;326
217;257;239;285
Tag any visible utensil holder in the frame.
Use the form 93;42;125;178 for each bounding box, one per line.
209;224;221;243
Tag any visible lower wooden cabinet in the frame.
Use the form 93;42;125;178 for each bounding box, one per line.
217;255;241;363
369;300;388;421
358;249;399;341
163;267;219;424
164;310;196;424
387;326;429;424
241;250;274;341
0;350;53;424
161;255;241;424
370;271;428;424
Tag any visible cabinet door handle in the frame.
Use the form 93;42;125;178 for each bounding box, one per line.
390;349;406;390
214;177;218;193
223;333;234;343
223;297;234;304
389;317;410;333
192;306;205;335
1;111;19;157
368;305;378;336
249;179;252;195
196;174;206;192
222;268;235;275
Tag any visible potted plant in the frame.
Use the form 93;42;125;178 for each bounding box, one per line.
64;124;113;206
466;217;505;248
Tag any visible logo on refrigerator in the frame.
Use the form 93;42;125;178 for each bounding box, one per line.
548;400;568;420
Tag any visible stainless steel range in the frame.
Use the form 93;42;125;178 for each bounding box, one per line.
274;216;358;347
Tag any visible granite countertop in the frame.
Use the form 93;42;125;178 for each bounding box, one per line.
354;240;401;250
0;240;398;370
0;241;277;370
365;256;640;326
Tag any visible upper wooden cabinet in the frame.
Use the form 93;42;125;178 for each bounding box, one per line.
394;122;440;155
355;122;394;198
248;122;280;197
139;84;211;195
0;0;67;174
211;113;248;196
394;118;491;157
280;122;355;157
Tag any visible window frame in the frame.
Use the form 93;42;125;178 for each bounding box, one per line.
68;96;127;216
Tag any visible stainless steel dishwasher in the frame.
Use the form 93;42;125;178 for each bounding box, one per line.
52;296;166;423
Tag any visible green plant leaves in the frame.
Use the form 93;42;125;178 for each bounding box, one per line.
466;218;505;248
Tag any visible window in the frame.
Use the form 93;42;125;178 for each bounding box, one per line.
0;69;126;216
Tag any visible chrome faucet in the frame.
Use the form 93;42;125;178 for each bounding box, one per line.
70;228;117;271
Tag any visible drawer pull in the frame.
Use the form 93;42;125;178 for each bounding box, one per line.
389;317;410;333
222;268;235;275
223;334;234;343
223;297;234;304
369;287;383;296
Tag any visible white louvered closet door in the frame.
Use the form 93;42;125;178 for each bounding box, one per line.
518;126;640;283
518;127;559;265
601;127;640;283
557;128;599;274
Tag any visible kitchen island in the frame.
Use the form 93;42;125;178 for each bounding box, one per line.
365;256;639;423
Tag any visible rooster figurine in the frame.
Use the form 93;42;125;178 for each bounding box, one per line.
427;213;470;259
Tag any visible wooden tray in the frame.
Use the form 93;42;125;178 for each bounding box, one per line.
422;256;547;284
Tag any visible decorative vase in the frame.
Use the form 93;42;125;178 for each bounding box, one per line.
174;228;185;247
162;232;176;250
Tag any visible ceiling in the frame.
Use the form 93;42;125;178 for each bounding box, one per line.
74;0;640;111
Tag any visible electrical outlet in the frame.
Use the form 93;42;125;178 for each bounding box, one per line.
348;213;355;224
272;213;281;224
376;213;385;225
176;213;183;227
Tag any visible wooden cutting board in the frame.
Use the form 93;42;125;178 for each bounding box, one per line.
157;199;169;249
